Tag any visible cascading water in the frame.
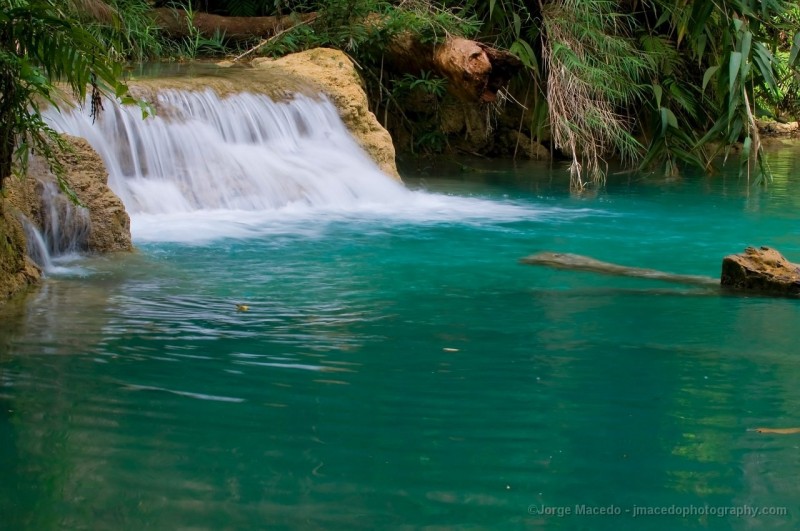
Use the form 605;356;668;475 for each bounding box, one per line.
45;91;405;214
44;89;542;243
21;180;91;271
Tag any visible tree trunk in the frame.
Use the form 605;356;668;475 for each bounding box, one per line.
385;33;521;103
152;8;522;103
152;8;316;41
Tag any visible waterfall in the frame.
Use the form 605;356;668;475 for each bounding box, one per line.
43;89;540;243
44;91;405;215
21;181;91;271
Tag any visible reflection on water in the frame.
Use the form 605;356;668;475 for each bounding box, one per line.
3;149;800;529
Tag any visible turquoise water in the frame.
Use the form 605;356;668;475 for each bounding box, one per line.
2;153;800;530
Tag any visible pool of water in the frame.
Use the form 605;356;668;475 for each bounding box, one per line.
2;151;800;529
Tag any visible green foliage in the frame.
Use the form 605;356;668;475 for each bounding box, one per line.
81;0;172;61
390;70;449;154
393;71;448;98
639;0;800;182
252;0;478;61
414;130;447;152
540;0;652;188
180;4;229;58
0;0;141;192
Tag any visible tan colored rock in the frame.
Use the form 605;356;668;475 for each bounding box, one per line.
18;137;133;253
756;119;800;136
253;48;400;179
1;134;133;303
0;201;40;302
130;50;400;179
51;136;133;253
720;246;800;296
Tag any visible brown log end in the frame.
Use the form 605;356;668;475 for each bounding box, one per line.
482;46;523;101
433;38;522;102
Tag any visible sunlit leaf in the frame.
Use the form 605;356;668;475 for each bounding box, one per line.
702;65;719;93
652;84;663;107
790;32;800;67
729;52;742;95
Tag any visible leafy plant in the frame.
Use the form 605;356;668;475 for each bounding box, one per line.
0;0;141;193
540;0;651;189
393;71;448;98
180;4;228;58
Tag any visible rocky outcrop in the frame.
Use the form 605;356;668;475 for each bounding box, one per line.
721;246;800;296
47;136;132;253
756;119;799;137
12;136;132;254
1;135;133;303
522;247;800;297
131;49;400;179
251;48;400;179
0;203;40;301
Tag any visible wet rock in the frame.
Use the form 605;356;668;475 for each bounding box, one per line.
20;136;133;253
130;49;399;179
253;48;400;180
720;246;800;296
756;119;799;136
0;202;40;302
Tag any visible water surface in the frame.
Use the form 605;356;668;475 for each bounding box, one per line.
2;151;800;529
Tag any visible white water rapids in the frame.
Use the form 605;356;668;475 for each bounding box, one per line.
44;90;556;244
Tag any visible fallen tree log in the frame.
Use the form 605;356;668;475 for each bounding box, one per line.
384;32;521;102
520;252;719;287
152;8;521;103
522;247;800;297
152;8;316;41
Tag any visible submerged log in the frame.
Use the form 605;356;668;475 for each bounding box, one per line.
522;246;800;297
720;246;800;296
520;252;718;287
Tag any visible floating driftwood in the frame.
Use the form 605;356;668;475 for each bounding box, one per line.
521;246;800;297
520;252;718;287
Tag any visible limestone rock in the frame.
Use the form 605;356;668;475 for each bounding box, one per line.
756;119;799;136
253;48;400;179
18;136;133;253
131;49;400;179
2;134;133;303
53;136;133;253
508;131;550;160
720;246;800;296
0;202;40;302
